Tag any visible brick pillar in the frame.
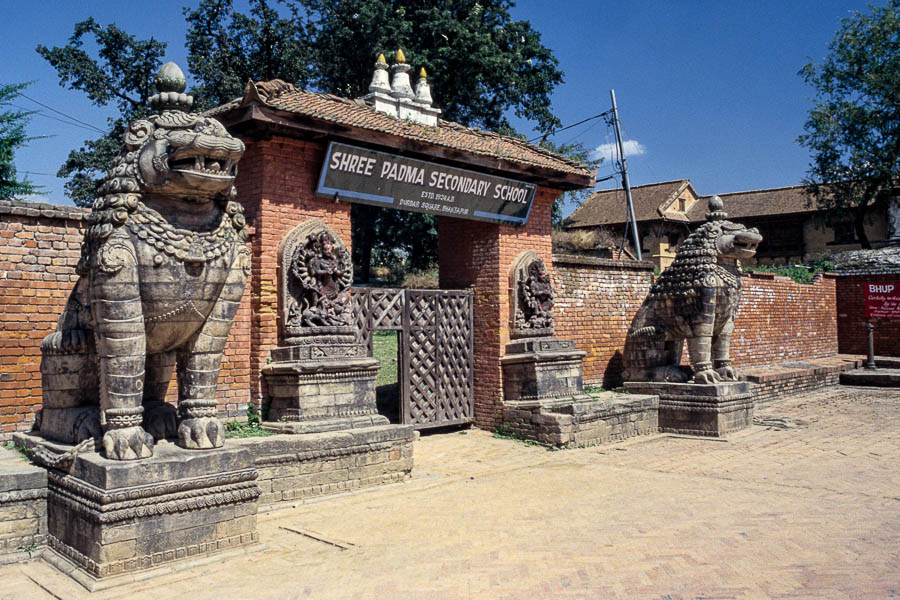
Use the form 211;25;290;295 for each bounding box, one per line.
235;136;352;404
439;187;558;429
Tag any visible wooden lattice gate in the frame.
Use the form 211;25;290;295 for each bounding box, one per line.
351;288;474;429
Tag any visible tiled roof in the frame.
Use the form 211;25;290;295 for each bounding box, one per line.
564;180;692;228
207;80;594;182
566;181;820;228
688;185;817;221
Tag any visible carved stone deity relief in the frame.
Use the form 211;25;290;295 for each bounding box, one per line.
280;220;355;345
509;251;555;338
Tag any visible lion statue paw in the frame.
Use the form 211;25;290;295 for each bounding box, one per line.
103;426;155;461
693;369;722;385
178;418;225;450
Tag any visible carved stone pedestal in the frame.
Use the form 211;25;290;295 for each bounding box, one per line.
501;338;587;403
13;434;259;590
262;342;389;433
623;381;755;437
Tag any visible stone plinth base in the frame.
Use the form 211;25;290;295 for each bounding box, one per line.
262;344;387;433
624;381;755;437
13;434;259;588
742;356;862;403
840;368;900;387
231;425;415;508
0;445;47;564
502;394;658;448
501;338;586;403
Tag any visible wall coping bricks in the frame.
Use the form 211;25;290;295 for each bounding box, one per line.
0;199;89;221
552;253;654;271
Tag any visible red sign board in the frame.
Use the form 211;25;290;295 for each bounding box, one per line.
864;282;900;318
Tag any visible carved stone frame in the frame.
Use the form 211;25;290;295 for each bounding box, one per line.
508;250;554;339
279;219;355;345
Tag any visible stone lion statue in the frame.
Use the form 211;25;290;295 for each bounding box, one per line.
623;196;762;384
38;63;249;460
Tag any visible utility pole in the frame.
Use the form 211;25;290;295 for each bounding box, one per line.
610;89;642;261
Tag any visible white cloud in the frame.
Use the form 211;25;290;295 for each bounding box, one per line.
589;139;646;163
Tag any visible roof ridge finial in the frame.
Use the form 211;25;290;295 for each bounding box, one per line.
369;53;391;94
414;66;433;107
149;62;193;113
390;48;414;100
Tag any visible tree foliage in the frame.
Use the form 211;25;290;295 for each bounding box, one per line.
303;0;563;133
797;0;900;248
36;19;166;206
40;1;569;276
184;0;314;110
0;82;41;200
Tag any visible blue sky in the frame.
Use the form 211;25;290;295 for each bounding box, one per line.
1;0;878;210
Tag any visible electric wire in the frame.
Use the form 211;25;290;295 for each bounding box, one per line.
18;93;105;134
11;103;99;134
528;110;612;143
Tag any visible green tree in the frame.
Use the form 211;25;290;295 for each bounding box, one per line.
302;0;563;133
183;0;314;110
797;0;900;249
41;1;570;276
36;19;166;206
0;82;41;200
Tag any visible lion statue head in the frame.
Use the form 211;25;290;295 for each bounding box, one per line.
649;196;762;298
77;63;246;275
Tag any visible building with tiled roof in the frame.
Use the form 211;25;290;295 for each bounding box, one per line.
565;181;892;268
208;79;594;191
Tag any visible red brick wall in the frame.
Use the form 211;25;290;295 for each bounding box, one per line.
731;272;838;365
0;202;86;434
835;273;900;357
235;137;352;403
552;257;839;387
440;187;557;429
0;199;253;437
552;255;654;386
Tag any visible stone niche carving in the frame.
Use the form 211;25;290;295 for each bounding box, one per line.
623;196;762;385
502;251;584;405
509;251;554;339
281;220;355;345
263;220;387;432
38;61;250;460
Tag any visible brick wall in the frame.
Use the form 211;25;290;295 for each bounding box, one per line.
835;272;900;357
235;137;352;403
552;255;839;387
731;271;838;366
552;254;654;386
0;201;87;434
0;199;252;437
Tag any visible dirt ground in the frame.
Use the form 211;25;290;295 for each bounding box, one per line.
3;385;898;599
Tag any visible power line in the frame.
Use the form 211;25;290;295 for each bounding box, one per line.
18;93;106;134
11;103;97;134
560;117;604;148
528;110;612;143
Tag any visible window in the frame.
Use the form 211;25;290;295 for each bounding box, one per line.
832;222;855;244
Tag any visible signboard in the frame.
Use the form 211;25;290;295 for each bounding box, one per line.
864;282;900;318
316;142;536;226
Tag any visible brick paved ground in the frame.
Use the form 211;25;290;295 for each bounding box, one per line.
3;386;898;599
